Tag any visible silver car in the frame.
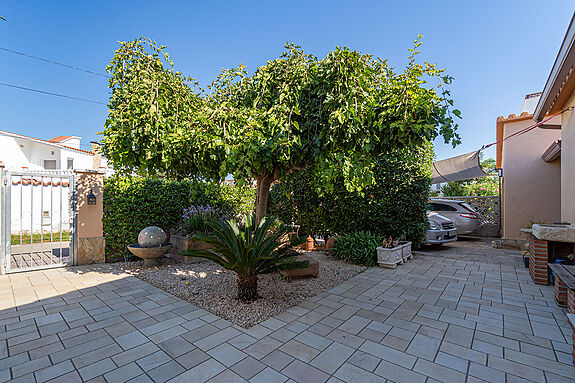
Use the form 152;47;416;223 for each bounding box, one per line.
428;199;484;235
427;211;458;245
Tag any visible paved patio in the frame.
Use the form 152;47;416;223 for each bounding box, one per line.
1;238;574;383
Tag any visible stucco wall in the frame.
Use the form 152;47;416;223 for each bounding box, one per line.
561;93;575;224
502;119;561;239
76;171;104;238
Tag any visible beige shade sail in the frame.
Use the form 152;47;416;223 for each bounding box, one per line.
431;150;489;184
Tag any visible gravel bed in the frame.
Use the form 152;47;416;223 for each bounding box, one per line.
112;251;366;328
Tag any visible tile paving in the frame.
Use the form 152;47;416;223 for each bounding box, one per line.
0;238;574;382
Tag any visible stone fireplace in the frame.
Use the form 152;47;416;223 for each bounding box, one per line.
528;224;575;285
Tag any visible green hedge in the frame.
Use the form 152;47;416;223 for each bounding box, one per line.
269;144;432;247
103;176;255;261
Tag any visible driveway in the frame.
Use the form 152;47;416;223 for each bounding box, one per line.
1;239;573;382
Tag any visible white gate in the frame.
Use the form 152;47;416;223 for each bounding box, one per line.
1;170;77;273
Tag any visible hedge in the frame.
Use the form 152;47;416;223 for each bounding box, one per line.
269;144;433;247
103;176;255;261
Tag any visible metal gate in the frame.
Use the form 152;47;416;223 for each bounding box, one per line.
1;170;77;274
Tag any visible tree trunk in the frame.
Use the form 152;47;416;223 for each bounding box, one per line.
255;173;274;225
237;274;259;302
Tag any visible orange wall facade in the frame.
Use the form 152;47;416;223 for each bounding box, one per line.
501;118;561;239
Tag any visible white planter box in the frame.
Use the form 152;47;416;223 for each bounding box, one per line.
377;246;403;269
400;241;412;262
377;242;412;269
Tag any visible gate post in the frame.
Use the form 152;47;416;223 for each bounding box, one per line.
75;170;105;265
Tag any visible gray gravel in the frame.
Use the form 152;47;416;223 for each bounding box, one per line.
111;251;366;328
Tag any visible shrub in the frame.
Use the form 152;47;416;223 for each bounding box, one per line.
103;176;255;261
182;215;307;301
269;144;433;247
331;232;380;266
180;205;224;235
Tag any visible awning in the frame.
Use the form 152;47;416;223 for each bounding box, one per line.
431;150;489;184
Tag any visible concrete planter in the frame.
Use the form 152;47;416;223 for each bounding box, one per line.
377;242;412;268
400;241;413;262
377;246;403;269
170;234;210;264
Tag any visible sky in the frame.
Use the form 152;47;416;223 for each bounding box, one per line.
0;1;573;160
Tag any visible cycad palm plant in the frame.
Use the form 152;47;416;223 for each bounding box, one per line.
181;215;308;302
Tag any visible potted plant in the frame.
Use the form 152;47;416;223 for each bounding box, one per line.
170;205;221;263
377;237;403;269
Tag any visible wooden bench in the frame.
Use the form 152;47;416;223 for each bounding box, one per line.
548;264;575;312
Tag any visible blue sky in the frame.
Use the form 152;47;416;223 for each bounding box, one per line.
0;1;573;159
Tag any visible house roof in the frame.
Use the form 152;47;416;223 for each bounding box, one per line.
534;12;575;121
48;136;74;143
0;129;95;155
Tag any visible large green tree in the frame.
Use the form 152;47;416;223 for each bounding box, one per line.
103;37;460;222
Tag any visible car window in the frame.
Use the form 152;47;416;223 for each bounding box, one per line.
459;202;477;213
429;203;457;212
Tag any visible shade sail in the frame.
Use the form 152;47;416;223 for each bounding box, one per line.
431;150;489;184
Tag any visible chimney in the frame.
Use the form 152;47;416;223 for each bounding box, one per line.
91;141;102;169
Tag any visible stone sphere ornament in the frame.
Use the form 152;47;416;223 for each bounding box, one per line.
138;226;167;248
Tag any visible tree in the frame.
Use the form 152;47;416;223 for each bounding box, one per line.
182;215;307;301
103;37;460;222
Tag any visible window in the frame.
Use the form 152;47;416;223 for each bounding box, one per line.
67;158;74;169
43;160;57;169
429;203;457;212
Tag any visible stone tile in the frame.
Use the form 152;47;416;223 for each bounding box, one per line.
347;350;381;372
176;348;210;370
135;350;171;371
77;358;117;381
373;359;427;383
310;341;355;374
468;362;505;383
434;351;468;373
147;360;186;383
282;359;329;383
250;367;287;383
406;333;441;360
334;362;386;383
34;360;75;383
231;356;266;380
207;369;247;383
279;339;321;362
413;358;466;383
261;350;295;371
115;331;149;351
207;343;247;367
167;359;225;383
244;337;283;360
294;331;333;351
11;356;51;378
360;340;417;369
157;336;195;359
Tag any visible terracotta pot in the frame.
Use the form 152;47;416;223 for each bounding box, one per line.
306;236;315;251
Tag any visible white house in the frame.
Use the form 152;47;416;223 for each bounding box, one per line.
0;130;110;235
0;129;109;171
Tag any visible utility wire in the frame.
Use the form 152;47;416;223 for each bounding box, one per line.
0;47;110;78
0;82;107;105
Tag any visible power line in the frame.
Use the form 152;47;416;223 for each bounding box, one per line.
0;82;107;105
0;47;110;78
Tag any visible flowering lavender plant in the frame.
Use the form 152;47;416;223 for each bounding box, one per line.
180;205;223;235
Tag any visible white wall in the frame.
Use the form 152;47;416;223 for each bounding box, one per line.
9;178;71;235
